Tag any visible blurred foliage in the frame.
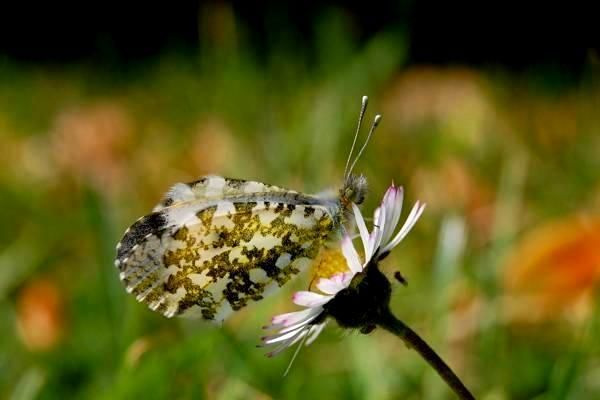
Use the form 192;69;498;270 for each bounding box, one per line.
1;6;600;400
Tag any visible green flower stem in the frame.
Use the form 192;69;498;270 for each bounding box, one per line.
377;308;475;400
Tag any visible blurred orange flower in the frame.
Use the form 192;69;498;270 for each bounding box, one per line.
502;215;600;323
413;158;494;244
124;337;154;367
189;118;236;174
16;279;66;351
50;102;134;193
383;66;492;147
508;93;580;149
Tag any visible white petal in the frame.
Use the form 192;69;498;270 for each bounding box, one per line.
352;203;370;257
317;272;353;294
369;205;386;258
263;326;305;344
269;307;319;328
381;185;404;247
306;322;328;345
374;202;387;229
341;235;363;274
381;201;426;254
287;327;309;347
293;291;333;307
317;276;345;295
266;341;293;357
334;271;354;286
366;207;380;260
266;329;309;357
276;312;320;334
380;187;394;235
340;272;354;286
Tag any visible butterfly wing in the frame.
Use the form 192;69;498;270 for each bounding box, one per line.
116;187;339;321
152;175;291;211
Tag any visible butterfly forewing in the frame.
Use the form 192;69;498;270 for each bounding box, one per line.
115;176;340;321
152;175;292;211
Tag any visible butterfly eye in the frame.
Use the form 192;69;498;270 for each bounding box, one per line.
353;189;366;205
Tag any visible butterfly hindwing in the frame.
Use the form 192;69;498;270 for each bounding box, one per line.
116;179;339;321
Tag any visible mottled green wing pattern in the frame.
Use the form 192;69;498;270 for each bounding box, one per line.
115;182;339;321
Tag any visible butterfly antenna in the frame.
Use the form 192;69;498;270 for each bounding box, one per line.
344;96;369;180
347;114;382;177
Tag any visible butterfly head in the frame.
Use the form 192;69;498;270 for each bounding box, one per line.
341;174;368;206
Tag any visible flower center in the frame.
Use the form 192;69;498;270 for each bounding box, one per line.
310;248;349;286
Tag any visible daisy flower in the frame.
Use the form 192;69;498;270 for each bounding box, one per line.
261;186;474;399
261;184;425;363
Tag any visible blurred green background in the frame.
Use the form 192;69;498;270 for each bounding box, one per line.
1;2;600;399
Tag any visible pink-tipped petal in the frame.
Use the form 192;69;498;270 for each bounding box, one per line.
333;272;353;286
380;187;395;244
276;312;321;334
382;185;397;213
381;185;404;246
317;271;353;295
269;307;319;328
317;277;344;295
382;201;426;254
293;291;332;307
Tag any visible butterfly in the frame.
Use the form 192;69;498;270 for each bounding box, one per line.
114;96;381;322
